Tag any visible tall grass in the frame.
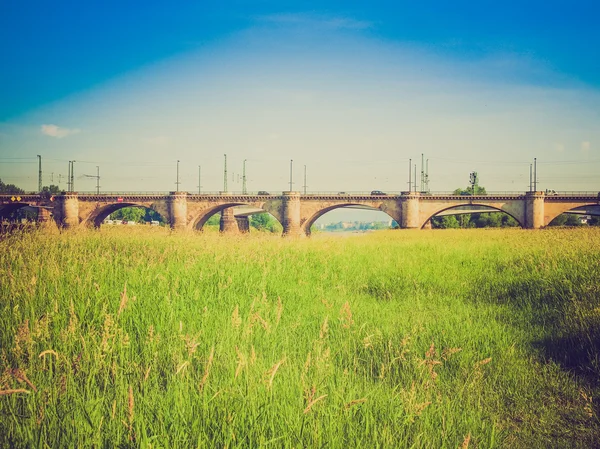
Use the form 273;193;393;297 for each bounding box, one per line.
1;227;599;448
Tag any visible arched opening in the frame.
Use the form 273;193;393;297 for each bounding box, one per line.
548;205;600;227
0;203;51;231
424;205;523;229
193;204;283;233
306;204;398;236
89;203;167;228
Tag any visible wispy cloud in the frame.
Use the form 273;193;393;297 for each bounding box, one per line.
257;13;372;31
40;124;80;138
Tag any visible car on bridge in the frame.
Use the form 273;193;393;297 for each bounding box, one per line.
371;190;386;195
257;191;270;195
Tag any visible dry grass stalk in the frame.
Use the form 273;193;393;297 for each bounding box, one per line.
12;368;37;392
419;343;442;380
304;394;327;414
276;297;283;325
344;398;367;409
176;361;189;376
0;388;30;396
231;305;242;328
441;347;462;361
474;357;492;369
461;433;471;449
111;399;117;420
320;317;329;339
235;347;246;379
199;346;215;391
251;313;270;333
128;386;134;427
118;283;128;316
143;366;151;382
339;302;354;328
39;349;58;359
265;358;285;390
250;346;256;365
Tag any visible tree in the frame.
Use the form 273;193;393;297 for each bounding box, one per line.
431;215;460;229
205;214;220;227
453;185;487;195
250;213;282;233
42;185;61;194
0;179;25;194
110;207;146;223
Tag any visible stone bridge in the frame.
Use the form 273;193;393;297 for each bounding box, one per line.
1;191;598;236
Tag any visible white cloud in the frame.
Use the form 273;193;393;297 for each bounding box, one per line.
41;124;80;138
581;141;590;152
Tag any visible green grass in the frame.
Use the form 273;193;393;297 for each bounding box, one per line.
1;227;599;448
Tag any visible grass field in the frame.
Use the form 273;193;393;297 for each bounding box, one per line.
1;227;599;448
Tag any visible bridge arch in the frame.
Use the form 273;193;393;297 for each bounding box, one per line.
0;202;33;219
302;202;401;235
545;203;599;227
83;202;167;228
420;203;525;229
191;202;283;232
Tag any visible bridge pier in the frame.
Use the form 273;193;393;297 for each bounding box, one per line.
220;207;239;234
525;192;545;229
59;194;80;228
37;207;52;224
236;216;250;233
282;192;303;237
169;192;188;231
401;192;420;229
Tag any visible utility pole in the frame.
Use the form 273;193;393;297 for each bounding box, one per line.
529;164;533;192
67;161;71;191
413;164;417;192
420;153;424;192
408;158;412;192
242;160;247;194
289;159;293;191
71;161;76;192
469;171;478;195
201;166;204;193
58;174;63;187
533;158;537;192
303;165;307;194
425;158;429;192
223;154;228;192
51;172;54;183
176;160;180;192
83;168;101;194
37;155;42;192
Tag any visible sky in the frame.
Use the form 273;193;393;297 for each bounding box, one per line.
1;0;599;223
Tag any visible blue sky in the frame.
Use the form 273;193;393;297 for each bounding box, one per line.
1;0;599;209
